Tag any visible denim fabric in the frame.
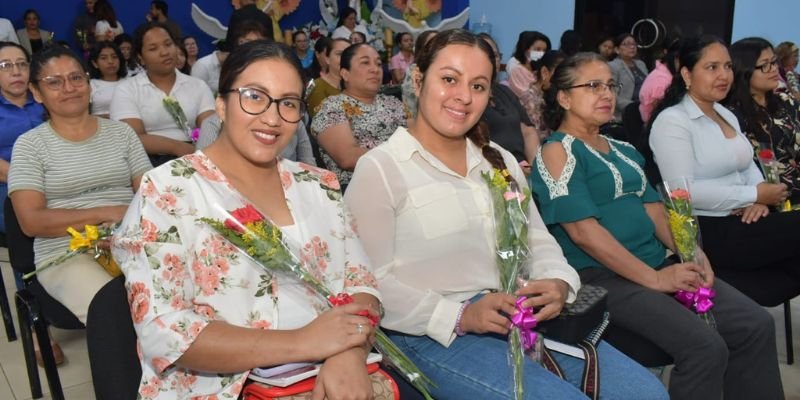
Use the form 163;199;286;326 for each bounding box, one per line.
388;331;668;400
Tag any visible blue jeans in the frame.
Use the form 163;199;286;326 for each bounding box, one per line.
388;332;668;400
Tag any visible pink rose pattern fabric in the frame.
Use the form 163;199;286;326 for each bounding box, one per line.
112;152;379;399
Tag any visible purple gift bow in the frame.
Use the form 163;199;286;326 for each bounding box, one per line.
510;296;538;349
675;287;716;313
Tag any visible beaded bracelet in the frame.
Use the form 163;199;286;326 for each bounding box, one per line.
454;300;471;336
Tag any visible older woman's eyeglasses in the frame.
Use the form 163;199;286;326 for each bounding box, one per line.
755;58;779;73
223;87;306;123
564;81;621;95
0;61;29;72
36;72;89;91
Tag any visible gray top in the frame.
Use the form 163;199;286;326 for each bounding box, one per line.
8;118;152;264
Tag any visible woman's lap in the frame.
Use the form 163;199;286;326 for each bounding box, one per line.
37;253;113;324
388;331;667;400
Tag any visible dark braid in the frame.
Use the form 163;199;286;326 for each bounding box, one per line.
466;121;511;181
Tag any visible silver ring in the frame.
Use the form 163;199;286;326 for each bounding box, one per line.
357;324;364;335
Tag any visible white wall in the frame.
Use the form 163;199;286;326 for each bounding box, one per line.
469;0;576;65
731;0;800;45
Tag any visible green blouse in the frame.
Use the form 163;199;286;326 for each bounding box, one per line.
529;132;666;271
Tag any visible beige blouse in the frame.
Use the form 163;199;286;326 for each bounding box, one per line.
345;127;580;347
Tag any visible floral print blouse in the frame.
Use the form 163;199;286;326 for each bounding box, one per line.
112;152;380;400
310;93;406;187
735;92;800;202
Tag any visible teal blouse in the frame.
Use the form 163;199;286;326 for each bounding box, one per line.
530;132;666;271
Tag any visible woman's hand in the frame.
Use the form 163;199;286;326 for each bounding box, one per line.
312;347;373;400
739;203;769;224
652;262;705;293
297;303;374;361
695;248;715;288
756;182;788;205
515;279;569;322
459;293;518;335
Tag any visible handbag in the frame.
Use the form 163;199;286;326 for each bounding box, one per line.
538;284;609;344
537;285;610;400
242;363;400;400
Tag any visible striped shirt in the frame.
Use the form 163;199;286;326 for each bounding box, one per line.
8;118;152;265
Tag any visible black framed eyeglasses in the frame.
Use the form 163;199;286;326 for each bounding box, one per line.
223;87;305;123
754;58;779;74
564;80;621;95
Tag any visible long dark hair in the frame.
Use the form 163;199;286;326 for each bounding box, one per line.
723;37;780;141
88;41;127;79
647;36;728;131
218;40;305;99
113;34;138;71
543;52;607;130
559;30;582;56
414;30;437;58
513;31;551;64
336;7;357;27
94;0;118;29
134;22;175;56
533;50;566;81
416;29;514;181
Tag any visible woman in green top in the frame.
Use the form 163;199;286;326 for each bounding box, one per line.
306;38;349;117
530;52;783;400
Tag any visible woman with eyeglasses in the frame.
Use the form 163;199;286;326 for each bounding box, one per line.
7;45;151;332
531;51;783;400
112;40;381;400
0;42;43;235
608;33;648;121
650;37;800;345
723;37;800;203
111;22;215;167
311;43;405;190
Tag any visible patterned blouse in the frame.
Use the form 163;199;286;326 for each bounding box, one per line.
112;152;380;399
735;92;800;202
310;93;406;187
518;84;550;142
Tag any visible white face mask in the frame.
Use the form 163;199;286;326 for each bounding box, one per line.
529;50;545;62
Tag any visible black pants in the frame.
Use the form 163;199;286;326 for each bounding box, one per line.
698;212;800;306
580;267;784;400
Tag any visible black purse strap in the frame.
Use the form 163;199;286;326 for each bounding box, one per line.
540;340;601;399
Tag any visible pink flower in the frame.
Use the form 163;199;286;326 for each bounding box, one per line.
195;266;221;296
320;172;340;190
141;179;158;199
151;357;172;373
250;320;272;329
188;321;205;340
128;282;151;324
280;170;293;189
670;189;691;200
140;383;158;399
141;218;158;242
503;191;524;202
188;154;226;182
155;193;177;212
194;303;216;319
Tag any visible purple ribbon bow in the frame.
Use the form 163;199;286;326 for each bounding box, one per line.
510;296;538;349
675;287;716;314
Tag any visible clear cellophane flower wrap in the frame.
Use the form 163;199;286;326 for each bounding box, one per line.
162;96;199;142
23;224;121;280
198;203;435;399
757;144;792;211
658;178;716;328
481;168;540;400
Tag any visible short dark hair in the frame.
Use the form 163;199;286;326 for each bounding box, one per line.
339;42;371;90
0;41;30;62
151;0;168;16
228;18;271;50
544;52;606;130
292;30;307;42
133;22;175;56
30;45;87;85
218;40;305;99
88;41;127;79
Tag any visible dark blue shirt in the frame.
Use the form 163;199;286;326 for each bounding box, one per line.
0;93;44;164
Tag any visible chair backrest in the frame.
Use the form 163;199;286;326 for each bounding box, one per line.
4;197;36;276
87;275;141;400
622;101;645;146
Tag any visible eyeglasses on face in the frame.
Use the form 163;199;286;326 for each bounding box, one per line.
36;72;89;91
0;61;30;72
755;58;779;73
564;80;621;95
223;87;305;123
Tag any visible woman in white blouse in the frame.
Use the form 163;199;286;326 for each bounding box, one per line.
113;40;381;400
93;0;124;42
650;36;800;308
111;22;215;166
89;42;125;118
346;29;667;400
